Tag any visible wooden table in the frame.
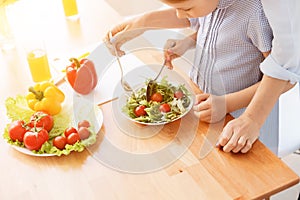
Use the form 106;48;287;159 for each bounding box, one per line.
0;1;298;200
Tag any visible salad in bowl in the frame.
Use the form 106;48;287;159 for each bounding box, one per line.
121;77;193;125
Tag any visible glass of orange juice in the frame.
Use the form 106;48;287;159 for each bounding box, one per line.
27;48;52;82
62;0;79;21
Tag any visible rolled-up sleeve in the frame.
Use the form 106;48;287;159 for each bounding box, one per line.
260;0;300;84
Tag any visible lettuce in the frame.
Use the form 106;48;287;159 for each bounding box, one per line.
3;95;97;156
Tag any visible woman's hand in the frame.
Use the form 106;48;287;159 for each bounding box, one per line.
216;114;260;153
193;93;227;123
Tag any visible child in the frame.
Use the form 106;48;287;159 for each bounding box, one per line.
105;0;278;154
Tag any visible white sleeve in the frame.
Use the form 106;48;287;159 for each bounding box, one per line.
260;0;300;84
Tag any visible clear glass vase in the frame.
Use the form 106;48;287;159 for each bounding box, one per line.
0;6;15;51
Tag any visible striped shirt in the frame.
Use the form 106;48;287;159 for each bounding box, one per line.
188;0;280;154
189;0;272;97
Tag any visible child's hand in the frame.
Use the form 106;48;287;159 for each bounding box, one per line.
193;93;227;123
104;20;145;57
163;36;196;69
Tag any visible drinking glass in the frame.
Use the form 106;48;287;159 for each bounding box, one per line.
25;40;52;82
62;0;79;21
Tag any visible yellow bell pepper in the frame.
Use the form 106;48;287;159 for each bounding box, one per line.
26;81;65;115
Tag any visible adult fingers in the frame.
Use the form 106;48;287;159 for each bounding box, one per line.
240;136;258;153
232;136;247;153
216;123;234;148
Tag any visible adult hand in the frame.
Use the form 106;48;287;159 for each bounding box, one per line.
104;20;145;57
217;114;260;153
193;93;227;123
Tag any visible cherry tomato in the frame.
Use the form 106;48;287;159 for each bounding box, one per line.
23;128;49;151
78;120;90;129
29;111;54;132
174;90;184;99
159;103;171;113
78;127;90;140
67;132;80;145
64;127;78;138
8;120;27;142
151;92;163;102
53;136;67;150
134;105;147;117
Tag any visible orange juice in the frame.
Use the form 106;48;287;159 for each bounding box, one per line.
62;0;79;17
27;49;52;82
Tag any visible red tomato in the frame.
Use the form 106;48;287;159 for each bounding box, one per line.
37;128;49;143
23;128;49;151
78;127;90;140
8;120;27;142
29;111;54;132
151;92;163;102
78;120;90;129
159;103;171;113
66;66;77;87
67;132;80;145
174;90;184;99
53;136;67;150
134;105;147;117
64;127;78;138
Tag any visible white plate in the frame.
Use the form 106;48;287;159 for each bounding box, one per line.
118;83;194;126
11;105;103;157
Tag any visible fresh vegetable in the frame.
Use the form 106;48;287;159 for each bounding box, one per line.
26;81;65;116
174;90;184;99
23;128;49;151
122;77;192;123
134;105;147;117
67;132;80;145
53;136;67;150
159;103;171;113
151;92;163;102
64;127;78;138
78;127;90;140
28;111;54;132
78;120;90;128
66;58;98;95
8;120;28;142
3;95;98;156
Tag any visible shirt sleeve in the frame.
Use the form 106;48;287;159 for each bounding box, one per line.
247;3;273;53
260;0;300;84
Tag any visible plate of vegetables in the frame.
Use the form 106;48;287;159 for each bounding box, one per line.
3;81;103;156
120;77;193;125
